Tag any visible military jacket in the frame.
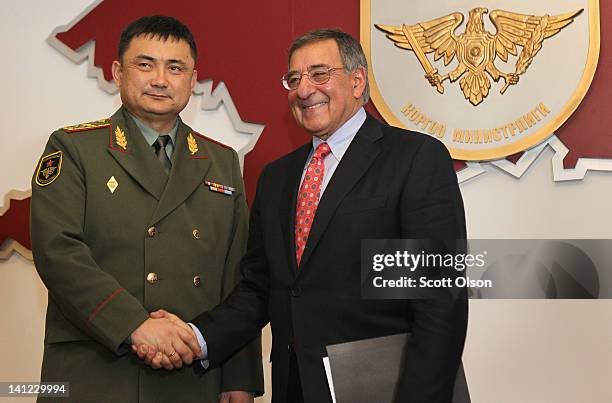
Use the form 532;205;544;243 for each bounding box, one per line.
31;107;263;402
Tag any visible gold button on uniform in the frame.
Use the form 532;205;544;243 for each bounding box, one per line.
192;229;201;239
147;272;158;284
147;227;157;237
193;275;201;287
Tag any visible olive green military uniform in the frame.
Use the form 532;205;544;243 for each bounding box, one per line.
31;107;263;402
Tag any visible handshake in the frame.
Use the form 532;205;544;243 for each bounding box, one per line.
130;309;202;370
130;311;255;402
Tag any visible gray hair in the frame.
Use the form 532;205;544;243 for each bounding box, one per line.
288;28;370;103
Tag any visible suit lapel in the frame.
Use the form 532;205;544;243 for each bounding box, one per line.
280;144;312;275
106;108;167;200
298;116;383;272
150;124;211;224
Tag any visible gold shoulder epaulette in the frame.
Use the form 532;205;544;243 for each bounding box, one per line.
62;118;111;133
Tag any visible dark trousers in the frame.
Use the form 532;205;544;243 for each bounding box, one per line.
287;348;304;403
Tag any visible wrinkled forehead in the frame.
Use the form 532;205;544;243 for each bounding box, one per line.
288;39;342;72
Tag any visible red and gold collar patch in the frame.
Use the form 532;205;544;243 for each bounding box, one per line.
35;151;62;187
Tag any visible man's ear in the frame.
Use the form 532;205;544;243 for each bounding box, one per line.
111;60;123;88
352;66;367;99
190;69;198;92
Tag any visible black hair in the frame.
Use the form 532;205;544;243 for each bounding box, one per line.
118;15;197;61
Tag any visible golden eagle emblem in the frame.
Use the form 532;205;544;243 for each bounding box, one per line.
376;7;582;105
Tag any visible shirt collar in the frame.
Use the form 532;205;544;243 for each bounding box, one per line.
312;107;366;161
127;111;180;147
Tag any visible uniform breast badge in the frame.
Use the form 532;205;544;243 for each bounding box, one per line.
106;176;119;194
35;151;62;187
204;180;235;196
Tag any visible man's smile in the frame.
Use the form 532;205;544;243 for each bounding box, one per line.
301;101;328;110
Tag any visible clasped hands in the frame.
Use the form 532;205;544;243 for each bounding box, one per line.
130;309;201;370
131;311;254;402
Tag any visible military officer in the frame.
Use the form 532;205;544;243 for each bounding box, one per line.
31;15;262;402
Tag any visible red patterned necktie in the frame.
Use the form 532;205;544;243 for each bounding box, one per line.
295;142;331;266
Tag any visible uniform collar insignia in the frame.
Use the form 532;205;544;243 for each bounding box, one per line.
187;132;199;155
109;122;129;154
115;126;128;150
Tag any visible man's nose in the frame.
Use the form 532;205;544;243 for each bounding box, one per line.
151;66;169;87
295;74;316;98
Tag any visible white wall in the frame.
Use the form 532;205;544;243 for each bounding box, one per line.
460;158;612;403
1;1;611;402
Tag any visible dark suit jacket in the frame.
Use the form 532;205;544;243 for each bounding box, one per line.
193;115;468;403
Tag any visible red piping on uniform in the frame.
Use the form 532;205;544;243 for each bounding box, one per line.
193;131;232;150
86;287;125;325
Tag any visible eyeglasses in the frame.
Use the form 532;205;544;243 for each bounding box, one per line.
281;66;344;90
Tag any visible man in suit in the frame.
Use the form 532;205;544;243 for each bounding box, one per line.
31;16;262;402
141;28;467;402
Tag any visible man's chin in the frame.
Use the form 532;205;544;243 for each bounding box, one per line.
305;128;331;139
300;121;329;138
141;107;176;117
140;98;176;111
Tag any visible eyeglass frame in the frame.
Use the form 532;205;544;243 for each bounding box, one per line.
281;66;345;91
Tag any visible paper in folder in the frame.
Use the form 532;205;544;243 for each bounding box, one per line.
325;333;470;403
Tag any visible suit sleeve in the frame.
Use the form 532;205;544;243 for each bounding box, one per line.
218;150;264;396
394;137;469;403
192;164;271;367
31;131;149;354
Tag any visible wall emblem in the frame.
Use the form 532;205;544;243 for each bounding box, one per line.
362;1;600;161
